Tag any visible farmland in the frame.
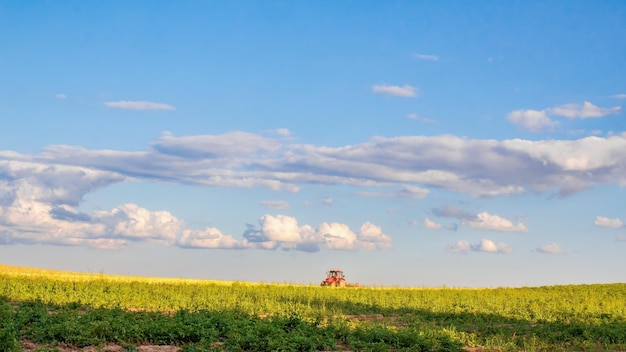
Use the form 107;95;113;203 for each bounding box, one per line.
1;264;626;351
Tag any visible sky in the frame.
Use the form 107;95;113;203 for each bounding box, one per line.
1;1;625;287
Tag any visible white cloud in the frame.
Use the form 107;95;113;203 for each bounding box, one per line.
372;84;418;97
237;215;391;252
259;214;303;243
507;109;558;132
447;240;471;253
55;93;67;99
472;239;512;253
356;221;392;250
356;186;428;199
612;94;626;99
447;239;511;254
431;205;476;220
537;244;566;254
549;101;621;119
317;222;357;250
319;220;391;250
153;131;281;159
0;190;181;249
3;131;626;205
178;227;247;249
413;54;439;61
406;113;436;123
95;204;183;245
396;185;429;199
259;200;290;210
0;169;391;252
323;197;334;205
104;100;176;111
433;206;526;232
423;217;442;230
273;128;292;137
594;216;624;229
507;101;622;132
462;212;527;232
0;160;126;206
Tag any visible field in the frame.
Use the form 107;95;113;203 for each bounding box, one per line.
1;264;626;351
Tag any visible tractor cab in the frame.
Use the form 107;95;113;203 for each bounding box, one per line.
327;270;344;279
321;269;346;287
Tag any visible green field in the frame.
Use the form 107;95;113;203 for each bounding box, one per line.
1;264;625;351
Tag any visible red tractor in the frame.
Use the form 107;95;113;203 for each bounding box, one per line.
320;269;346;287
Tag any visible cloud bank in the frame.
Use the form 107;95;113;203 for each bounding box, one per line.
3;132;626;199
180;214;392;252
2;131;626;249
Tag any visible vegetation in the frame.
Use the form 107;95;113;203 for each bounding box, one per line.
1;264;626;351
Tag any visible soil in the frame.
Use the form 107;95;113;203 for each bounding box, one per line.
21;341;181;352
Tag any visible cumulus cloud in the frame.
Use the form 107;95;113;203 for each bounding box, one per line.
0;160;126;206
178;227;247;249
55;93;67;99
323;197;334;205
0;163;125;248
0;190;181;249
463;212;528;232
0;167;391;252
537;244;566;254
594;216;624;229
473;239;512;253
356;221;392;250
259;200;290;210
372;84;418;97
549;101;621;119
104;100;176;111
413;54;439;61
423;217;442;230
95;203;183;244
235;215;391;252
447;239;511;254
507;109;558;132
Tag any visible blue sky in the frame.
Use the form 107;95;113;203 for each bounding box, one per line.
1;1;625;287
